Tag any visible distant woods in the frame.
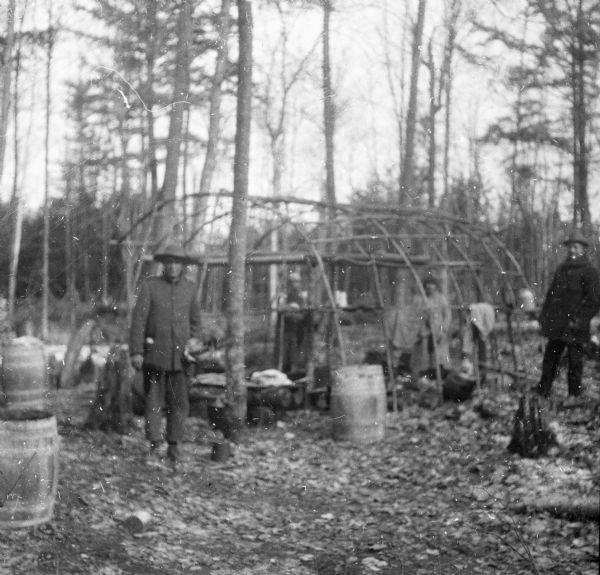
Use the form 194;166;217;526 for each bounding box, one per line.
0;0;598;326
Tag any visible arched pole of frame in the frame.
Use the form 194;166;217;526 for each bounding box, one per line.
244;201;347;367
367;217;445;396
415;219;468;305
346;232;398;412
452;221;523;377
413;217;505;387
482;229;537;387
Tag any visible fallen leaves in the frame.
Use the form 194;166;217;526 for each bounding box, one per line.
1;361;599;575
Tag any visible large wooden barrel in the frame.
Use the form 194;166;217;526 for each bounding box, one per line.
330;364;386;443
0;412;59;529
1;337;50;412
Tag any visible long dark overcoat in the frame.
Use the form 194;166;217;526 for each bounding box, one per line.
539;256;600;345
129;274;202;371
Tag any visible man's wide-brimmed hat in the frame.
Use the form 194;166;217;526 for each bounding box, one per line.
153;243;189;263
563;229;589;247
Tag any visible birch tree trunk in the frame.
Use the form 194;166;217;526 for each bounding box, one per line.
322;0;336;219
0;0;15;183
8;46;22;332
7;42;24;332
42;13;55;342
224;0;253;437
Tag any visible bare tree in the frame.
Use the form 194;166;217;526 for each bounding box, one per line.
144;0;159;203
193;0;231;237
8;45;22;331
381;0;409;200
154;0;193;243
424;0;460;209
0;0;16;184
322;0;336;219
224;0;253;436
399;0;426;206
42;6;55;341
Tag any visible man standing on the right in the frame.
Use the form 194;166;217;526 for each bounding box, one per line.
537;229;600;402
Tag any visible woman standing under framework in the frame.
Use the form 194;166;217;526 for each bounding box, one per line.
275;271;310;376
410;275;452;381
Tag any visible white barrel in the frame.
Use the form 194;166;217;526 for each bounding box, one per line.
330;364;386;443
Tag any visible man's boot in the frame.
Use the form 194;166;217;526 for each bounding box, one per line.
145;441;164;466
167;443;180;464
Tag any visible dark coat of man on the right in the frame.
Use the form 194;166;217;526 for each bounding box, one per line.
537;229;600;400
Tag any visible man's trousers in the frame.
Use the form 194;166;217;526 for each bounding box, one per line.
537;339;584;397
143;368;188;444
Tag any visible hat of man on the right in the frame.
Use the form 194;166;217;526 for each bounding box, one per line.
153;242;189;263
563;229;589;247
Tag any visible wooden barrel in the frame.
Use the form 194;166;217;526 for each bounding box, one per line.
1;337;50;412
0;412;59;529
330;364;386;443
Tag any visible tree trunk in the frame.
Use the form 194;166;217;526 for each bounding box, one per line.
571;0;590;231
65;174;77;331
101;208;109;302
399;0;426;206
224;0;253;439
41;13;54;342
441;0;460;202
145;0;159;204
511;496;600;522
321;0;340;369
194;0;231;238
0;0;15;183
8;47;22;332
155;0;192;243
425;38;437;209
380;0;409;200
322;0;336;219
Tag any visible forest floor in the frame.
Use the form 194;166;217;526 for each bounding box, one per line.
0;339;599;574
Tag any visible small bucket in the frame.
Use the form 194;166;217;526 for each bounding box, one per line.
211;440;231;462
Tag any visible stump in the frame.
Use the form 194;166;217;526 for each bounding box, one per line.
85;344;135;433
60;319;97;388
507;392;557;457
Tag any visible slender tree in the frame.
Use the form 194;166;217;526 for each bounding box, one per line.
155;0;193;243
144;0;159;204
194;0;231;237
42;6;55;341
381;0;409;202
8;45;22;330
424;0;460;209
225;0;253;434
0;0;16;184
322;0;336;219
399;0;426;206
